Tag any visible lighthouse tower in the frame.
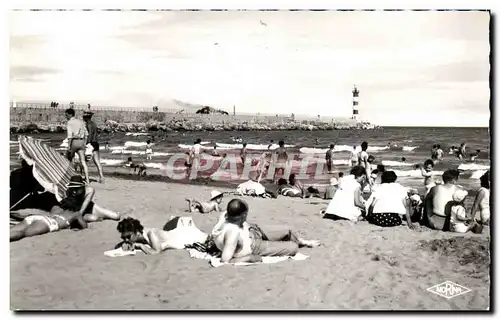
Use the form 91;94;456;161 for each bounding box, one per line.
352;85;359;120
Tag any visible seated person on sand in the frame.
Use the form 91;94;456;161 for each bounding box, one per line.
186;190;224;213
365;171;414;229
469;149;481;162
289;173;321;198
211;199;320;263
125;157;147;176
116;217;208;255
423;169;462;231
277;178;303;198
322;166;367;222
10;207;88;242
470;170;490;226
448;188;475;233
324;174;342;200
52;175;121;223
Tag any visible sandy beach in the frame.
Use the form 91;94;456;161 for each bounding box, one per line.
10;177;490;310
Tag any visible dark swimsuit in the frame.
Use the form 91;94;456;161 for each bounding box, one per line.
59;188;94;214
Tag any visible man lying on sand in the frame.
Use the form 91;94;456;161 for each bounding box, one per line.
116;217;208;255
10;208;88;242
277;178;303;198
185;190;224;213
212;199;320;263
53;175;121;223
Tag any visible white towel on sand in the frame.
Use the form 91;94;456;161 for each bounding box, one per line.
186;248;309;267
104;248;140;257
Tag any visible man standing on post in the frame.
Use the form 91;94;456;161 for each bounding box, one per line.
65;108;90;184
83;111;105;183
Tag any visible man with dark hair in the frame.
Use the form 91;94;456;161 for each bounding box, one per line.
424;169;461;230
65;108;90;184
83;111;105;183
358;141;372;184
325;144;335;173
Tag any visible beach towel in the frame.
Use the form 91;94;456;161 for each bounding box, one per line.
104;247;141;257
185;246;309;267
236;180;266;196
18;135;76;202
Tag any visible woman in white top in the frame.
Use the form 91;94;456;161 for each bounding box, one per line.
323;166;367;222
470;170;490;225
211;199;320;263
365;171;414;229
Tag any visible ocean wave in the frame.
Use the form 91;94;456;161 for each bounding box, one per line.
124;141;153;148
111;150;170;156
216;143;295;151
381;160;414;167
100;159;125;166
457;163;489;171
125;132;149;136
393;169;444;178
299;145;418;154
470;170;488;179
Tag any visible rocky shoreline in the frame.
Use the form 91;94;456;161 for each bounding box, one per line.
10;119;379;134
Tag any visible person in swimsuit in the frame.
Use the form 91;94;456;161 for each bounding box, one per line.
276;178;302;198
145;140;153;160
83;111;105;183
470;170;490;225
358;141;372;184
51;175;121;223
325;144;335;173
449;188;474;233
125;157;147;176
185;190;224;213
10;207;88;242
470;149;481;162
211;146;220;157
240;143;248;166
350;146;359;167
435;145;444;163
423;169;462;231
273;140;288;183
267;140;274;150
116;217;208;255
211;199;320;263
417;159;436;196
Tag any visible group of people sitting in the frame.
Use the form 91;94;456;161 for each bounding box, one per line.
322;165;490;233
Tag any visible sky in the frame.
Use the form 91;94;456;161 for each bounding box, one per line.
9;10;490;126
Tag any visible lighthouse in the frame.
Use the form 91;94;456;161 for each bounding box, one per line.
352;85;359;120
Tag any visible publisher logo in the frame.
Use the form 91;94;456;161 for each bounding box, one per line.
427;281;471;299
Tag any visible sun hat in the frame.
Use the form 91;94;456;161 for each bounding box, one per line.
452;188;468;202
210;190;223;201
67;175;86;188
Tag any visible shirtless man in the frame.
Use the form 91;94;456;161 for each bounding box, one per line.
358;141;372;184
240;143;248;165
116;217;208;255
10;208;87;242
273;140;288;182
423;169;461;231
325;144;335;174
212;199;320;263
185;190;224;213
417;159;436;196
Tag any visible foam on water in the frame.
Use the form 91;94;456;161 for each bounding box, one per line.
216;143;295;151
458;163;490;171
111;149;170;156
100;158;125;166
124;141;153;148
381;160;414;167
125;132;149;136
393;169;444;178
299;145;417;154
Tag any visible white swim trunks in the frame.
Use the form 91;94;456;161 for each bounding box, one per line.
24;215;60;232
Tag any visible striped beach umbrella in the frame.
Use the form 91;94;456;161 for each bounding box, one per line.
17;135;76;202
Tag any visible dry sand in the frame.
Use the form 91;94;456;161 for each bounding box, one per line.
10;178;490;310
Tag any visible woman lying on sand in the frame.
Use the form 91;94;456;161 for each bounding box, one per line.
53;175;121;223
10;208;88;242
185;190;224;213
116;217;208;255
212;199;320;263
277;178;303;198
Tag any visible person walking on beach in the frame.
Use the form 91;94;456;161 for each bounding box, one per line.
325;144;335;174
211;199;320;263
240;143;248;166
350;145;359;167
65;108;90;184
83;111;105;183
273;140;288;183
189;139;202;178
358;141;371;184
145;139;154;160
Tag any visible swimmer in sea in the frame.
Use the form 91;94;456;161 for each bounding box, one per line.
401;157;407;163
125;157;147;176
417;159;435;196
470;149;481;162
267;139;274;150
185;190;224;214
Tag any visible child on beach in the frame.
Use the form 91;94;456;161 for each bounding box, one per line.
449;188;473;233
145;140;153;160
417;159;436;195
125;157;147;176
185;190;224;214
